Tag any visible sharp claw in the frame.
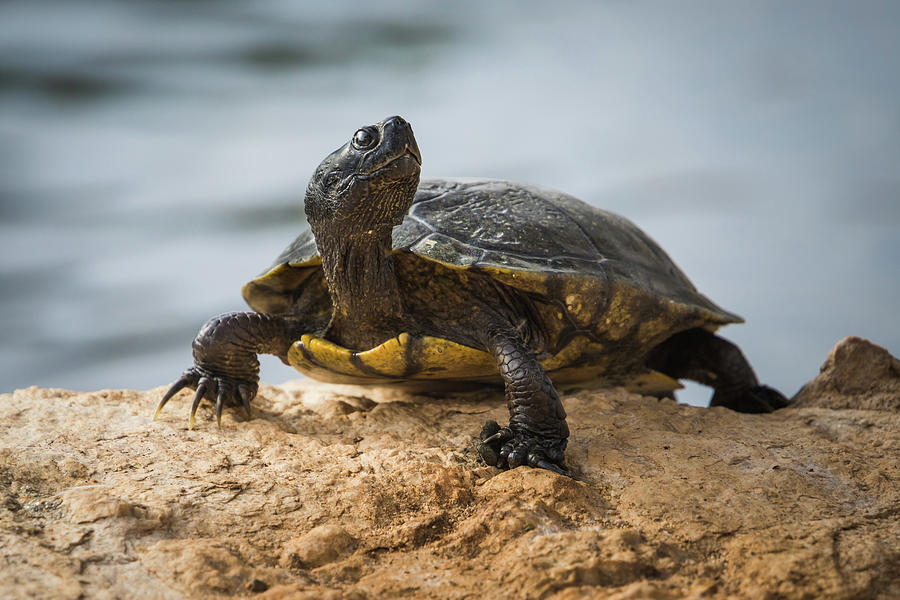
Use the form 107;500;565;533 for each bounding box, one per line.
189;381;208;430
155;376;190;420
535;459;570;477
153;402;167;422
483;428;512;444
215;388;225;429
239;385;253;420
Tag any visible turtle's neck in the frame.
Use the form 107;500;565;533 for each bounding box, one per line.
314;224;404;350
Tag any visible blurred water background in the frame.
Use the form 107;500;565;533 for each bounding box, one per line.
1;0;898;406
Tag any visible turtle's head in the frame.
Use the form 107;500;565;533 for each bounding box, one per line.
305;115;421;235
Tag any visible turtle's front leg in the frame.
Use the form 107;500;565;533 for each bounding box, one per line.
476;325;570;476
157;312;299;428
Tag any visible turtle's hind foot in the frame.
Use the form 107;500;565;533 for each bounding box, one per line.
711;384;790;413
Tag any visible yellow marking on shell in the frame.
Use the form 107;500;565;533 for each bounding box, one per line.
286;331;680;397
357;332;410;375
547;364;681;394
565;293;583;313
602;283;639;341
625;370;682;395
287;331;663;386
476;265;549;295
417;337;497;379
242;262;318;315
539;336;605;372
294;334;359;377
636;299;682;342
287;333;498;381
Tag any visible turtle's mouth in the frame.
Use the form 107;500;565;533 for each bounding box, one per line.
355;146;422;181
406;144;422;166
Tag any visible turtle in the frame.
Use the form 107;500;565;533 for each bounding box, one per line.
158;115;788;475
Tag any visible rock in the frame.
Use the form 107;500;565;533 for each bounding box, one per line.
280;524;357;569
792;336;900;410
0;338;898;599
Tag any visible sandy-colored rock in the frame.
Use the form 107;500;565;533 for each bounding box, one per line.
280;524;357;569
792;336;900;410
1;338;898;599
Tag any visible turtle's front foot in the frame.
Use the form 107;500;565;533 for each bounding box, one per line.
157;366;258;429
477;420;569;477
155;311;282;429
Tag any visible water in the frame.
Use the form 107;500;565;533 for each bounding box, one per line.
2;0;898;407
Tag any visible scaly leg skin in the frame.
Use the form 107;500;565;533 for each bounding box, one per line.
476;326;570;477
156;312;300;428
646;327;790;413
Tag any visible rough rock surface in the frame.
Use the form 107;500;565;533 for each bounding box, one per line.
792;336;900;411
1;337;898;599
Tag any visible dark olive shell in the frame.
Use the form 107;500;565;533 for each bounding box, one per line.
249;178;739;326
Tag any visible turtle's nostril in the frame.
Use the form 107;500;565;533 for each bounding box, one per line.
385;115;406;127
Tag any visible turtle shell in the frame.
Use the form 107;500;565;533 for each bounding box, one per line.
242;179;741;390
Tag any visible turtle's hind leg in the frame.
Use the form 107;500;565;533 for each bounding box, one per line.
646;328;789;413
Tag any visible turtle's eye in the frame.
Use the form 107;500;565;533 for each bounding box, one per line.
352;127;377;150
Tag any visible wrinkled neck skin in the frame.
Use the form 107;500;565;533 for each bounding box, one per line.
313;224;404;350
